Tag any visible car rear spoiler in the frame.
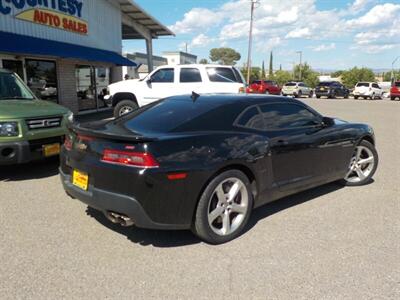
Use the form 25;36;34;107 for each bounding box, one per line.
70;123;158;143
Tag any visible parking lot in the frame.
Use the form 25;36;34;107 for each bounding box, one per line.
1;98;399;299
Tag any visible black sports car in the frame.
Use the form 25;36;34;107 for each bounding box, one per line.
60;94;378;244
315;81;350;99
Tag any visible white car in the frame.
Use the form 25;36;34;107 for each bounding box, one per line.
281;82;313;98
106;64;246;117
353;82;384;100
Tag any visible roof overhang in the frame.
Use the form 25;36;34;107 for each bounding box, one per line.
115;0;174;39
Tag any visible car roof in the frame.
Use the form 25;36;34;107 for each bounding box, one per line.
166;93;300;106
157;64;237;69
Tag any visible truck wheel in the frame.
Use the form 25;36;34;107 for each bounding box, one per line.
114;100;138;118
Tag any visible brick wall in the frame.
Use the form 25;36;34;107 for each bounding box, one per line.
57;59;79;113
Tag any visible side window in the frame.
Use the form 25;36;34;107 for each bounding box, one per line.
236;106;264;130
151;68;174;83
232;67;245;83
372;83;380;89
180;68;202;83
207;67;237;83
259;103;321;129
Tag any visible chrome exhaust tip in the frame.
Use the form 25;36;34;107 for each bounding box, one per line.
105;211;134;227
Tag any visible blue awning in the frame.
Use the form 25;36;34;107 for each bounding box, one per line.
0;31;136;67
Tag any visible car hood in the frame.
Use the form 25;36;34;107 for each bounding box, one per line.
0;99;70;119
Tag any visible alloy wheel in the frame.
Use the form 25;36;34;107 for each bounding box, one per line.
207;177;249;236
119;106;133;116
344;145;375;183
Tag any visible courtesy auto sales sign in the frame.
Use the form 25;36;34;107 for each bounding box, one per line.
0;0;88;35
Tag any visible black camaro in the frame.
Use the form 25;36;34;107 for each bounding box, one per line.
60;94;378;244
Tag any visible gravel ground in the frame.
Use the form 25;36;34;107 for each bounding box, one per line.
0;98;399;299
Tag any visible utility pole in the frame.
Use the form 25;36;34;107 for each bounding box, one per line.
391;56;399;85
296;51;302;81
185;42;188;53
246;0;259;84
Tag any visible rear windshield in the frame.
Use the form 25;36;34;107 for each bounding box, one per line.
318;82;333;87
356;82;370;87
284;82;296;86
252;80;261;84
394;82;400;87
120;98;243;134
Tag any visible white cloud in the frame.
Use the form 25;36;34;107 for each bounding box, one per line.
349;0;374;12
169;0;400;58
169;8;221;34
255;37;284;53
311;43;336;52
190;34;214;48
346;3;400;28
285;28;312;39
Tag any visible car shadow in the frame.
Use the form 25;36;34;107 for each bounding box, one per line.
0;157;59;182
85;207;200;248
85;181;362;248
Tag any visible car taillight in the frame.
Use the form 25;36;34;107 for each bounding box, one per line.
102;149;159;168
64;134;73;151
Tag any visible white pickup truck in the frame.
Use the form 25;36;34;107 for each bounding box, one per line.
106;64;246;117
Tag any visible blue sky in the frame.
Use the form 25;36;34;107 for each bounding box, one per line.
123;0;400;71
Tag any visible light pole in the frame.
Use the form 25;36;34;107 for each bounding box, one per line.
296;51;302;81
246;0;259;85
391;56;400;85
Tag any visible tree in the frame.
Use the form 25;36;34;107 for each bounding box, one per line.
273;70;292;86
293;63;319;88
261;61;266;79
209;47;241;65
268;51;273;78
383;70;400;82
341;67;375;88
241;66;261;83
331;70;344;78
199;58;208;64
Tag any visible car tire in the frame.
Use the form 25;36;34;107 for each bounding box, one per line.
308;91;313;98
339;140;378;187
354;96;359;100
391;96;395;100
297;90;302;98
316;95;320;99
193;170;253;244
344;93;349;99
114;100;138;118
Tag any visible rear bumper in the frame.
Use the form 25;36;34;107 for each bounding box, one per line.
60;169;189;230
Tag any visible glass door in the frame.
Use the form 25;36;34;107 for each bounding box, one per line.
25;59;58;103
95;67;110;109
76;66;97;111
76;66;110;112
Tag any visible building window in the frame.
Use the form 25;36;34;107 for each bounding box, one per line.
25;59;58;103
76;65;110;111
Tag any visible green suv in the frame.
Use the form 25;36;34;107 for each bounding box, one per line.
0;69;72;165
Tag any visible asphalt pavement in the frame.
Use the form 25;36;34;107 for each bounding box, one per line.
0;98;399;299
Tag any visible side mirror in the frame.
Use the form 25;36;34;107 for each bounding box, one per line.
322;116;334;127
146;78;152;85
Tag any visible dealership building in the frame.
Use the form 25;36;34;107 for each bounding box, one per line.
0;0;173;113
